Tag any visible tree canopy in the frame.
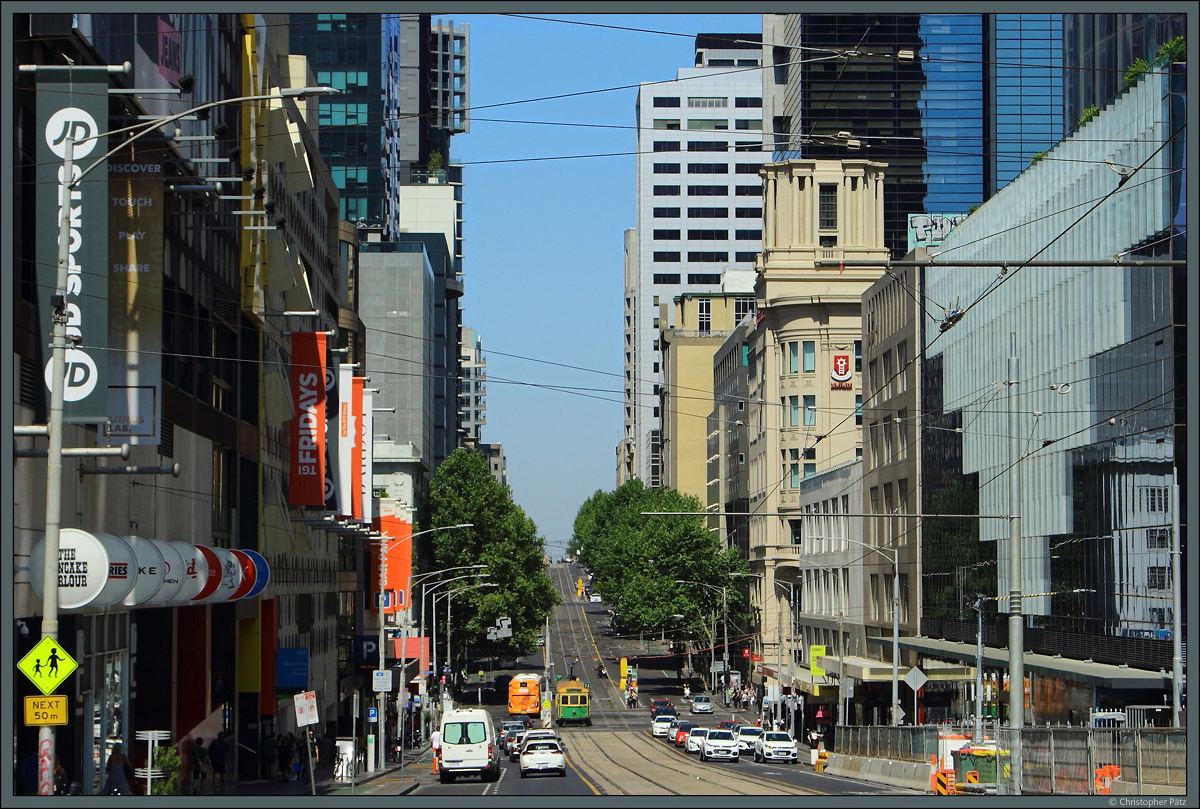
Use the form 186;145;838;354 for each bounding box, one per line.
427;448;559;663
571;480;748;636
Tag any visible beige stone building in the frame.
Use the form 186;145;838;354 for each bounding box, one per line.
660;291;756;503
743;159;891;705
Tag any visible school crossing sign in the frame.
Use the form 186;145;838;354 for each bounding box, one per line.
18;637;78;696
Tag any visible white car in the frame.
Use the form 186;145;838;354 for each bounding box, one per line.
753;730;798;763
685;727;707;753
651;714;676;737
519;738;566;778
700;729;740;762
690;694;714;714
734;725;765;753
589;593;602;603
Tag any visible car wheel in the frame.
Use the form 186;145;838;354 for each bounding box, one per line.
519;770;527;778
439;771;455;784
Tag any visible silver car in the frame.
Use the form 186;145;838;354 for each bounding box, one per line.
690;694;714;714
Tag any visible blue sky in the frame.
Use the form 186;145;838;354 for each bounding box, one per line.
447;13;762;555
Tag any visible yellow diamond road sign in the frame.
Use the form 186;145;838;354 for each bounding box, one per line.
18;637;78;696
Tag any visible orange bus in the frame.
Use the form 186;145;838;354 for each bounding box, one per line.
507;673;542;717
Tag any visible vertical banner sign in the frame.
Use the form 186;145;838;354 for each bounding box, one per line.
361;388;375;522
371;516;411;615
289;332;327;506
36;73;111;422
323;360;340;513
105;141;164;443
336;364;355;517
350;376;364;520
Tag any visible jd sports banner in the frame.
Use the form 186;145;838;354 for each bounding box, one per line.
37;73;111;422
289;332;327;506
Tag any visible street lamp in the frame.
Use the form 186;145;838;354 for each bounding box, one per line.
375;523;472;772
435;581;497;697
13;70;338;795
424;571;492;684
675;580;729;702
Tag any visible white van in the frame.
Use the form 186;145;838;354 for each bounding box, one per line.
439;708;501;783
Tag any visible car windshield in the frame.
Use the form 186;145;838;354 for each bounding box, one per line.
740;728;764;736
525;742;560;753
689;728;706;736
655;716;673;723
694;695;710;702
707;731;733;740
765;733;792;742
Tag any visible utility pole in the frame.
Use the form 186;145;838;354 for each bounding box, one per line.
1171;468;1182;727
1005;333;1024;795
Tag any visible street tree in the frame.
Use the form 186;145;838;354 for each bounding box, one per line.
572;479;747;635
428;448;559;662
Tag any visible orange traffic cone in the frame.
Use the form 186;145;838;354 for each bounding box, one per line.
432;751;439;774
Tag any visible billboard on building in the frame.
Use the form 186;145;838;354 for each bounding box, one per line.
289;332;327;506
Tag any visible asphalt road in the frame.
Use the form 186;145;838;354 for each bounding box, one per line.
404;563;912;797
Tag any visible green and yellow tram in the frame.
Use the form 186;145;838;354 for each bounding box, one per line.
554;678;591;727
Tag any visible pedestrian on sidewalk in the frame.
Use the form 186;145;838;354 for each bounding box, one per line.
102;742;133;795
262;732;277;781
207;730;230;793
190;738;211;796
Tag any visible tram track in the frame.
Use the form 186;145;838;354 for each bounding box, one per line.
543;564;825;796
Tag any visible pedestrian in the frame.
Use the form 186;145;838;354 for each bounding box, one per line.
102;743;133;796
190;737;211;795
262;732;277;781
277;734;292;783
17;751;38;795
207;730;229;793
430;727;442;774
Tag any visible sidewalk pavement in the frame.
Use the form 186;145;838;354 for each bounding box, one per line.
219;743;435;797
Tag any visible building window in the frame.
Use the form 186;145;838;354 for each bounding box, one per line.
697;299;711;333
735;229;762;239
687;252;728;262
653;185;681;196
804;462;817;478
688;185;728;196
1142;486;1169;512
738;452;745;464
735;252;757;262
788;396;799;427
855;340;862;372
735;207;763;218
653;229;681;240
1147;566;1171;589
653;163;681;174
735;298;755;323
653;96;681;107
653;207;681;218
735;186;761;197
653;273;681;284
735;141;762;152
688;97;728;108
688;229;728;239
802;340;815;373
736;163;764;175
688;207;728;218
653;251;681;262
788;342;798;374
855;394;863;425
654;119;681;130
803;447;816;460
688;119;729;130
688;141;728;152
687;273;722;284
819;185;837;229
772;116;791;150
1147;528;1171;549
803;395;816;426
735;119;763;130
688;163;729;174
653;141;681;152
735;96;763;108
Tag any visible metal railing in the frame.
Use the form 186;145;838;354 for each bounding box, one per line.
833;723;1186;794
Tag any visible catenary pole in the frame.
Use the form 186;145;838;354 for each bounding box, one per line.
1006;333;1024;795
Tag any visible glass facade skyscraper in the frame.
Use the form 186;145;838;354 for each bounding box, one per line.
765;13;1064;258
